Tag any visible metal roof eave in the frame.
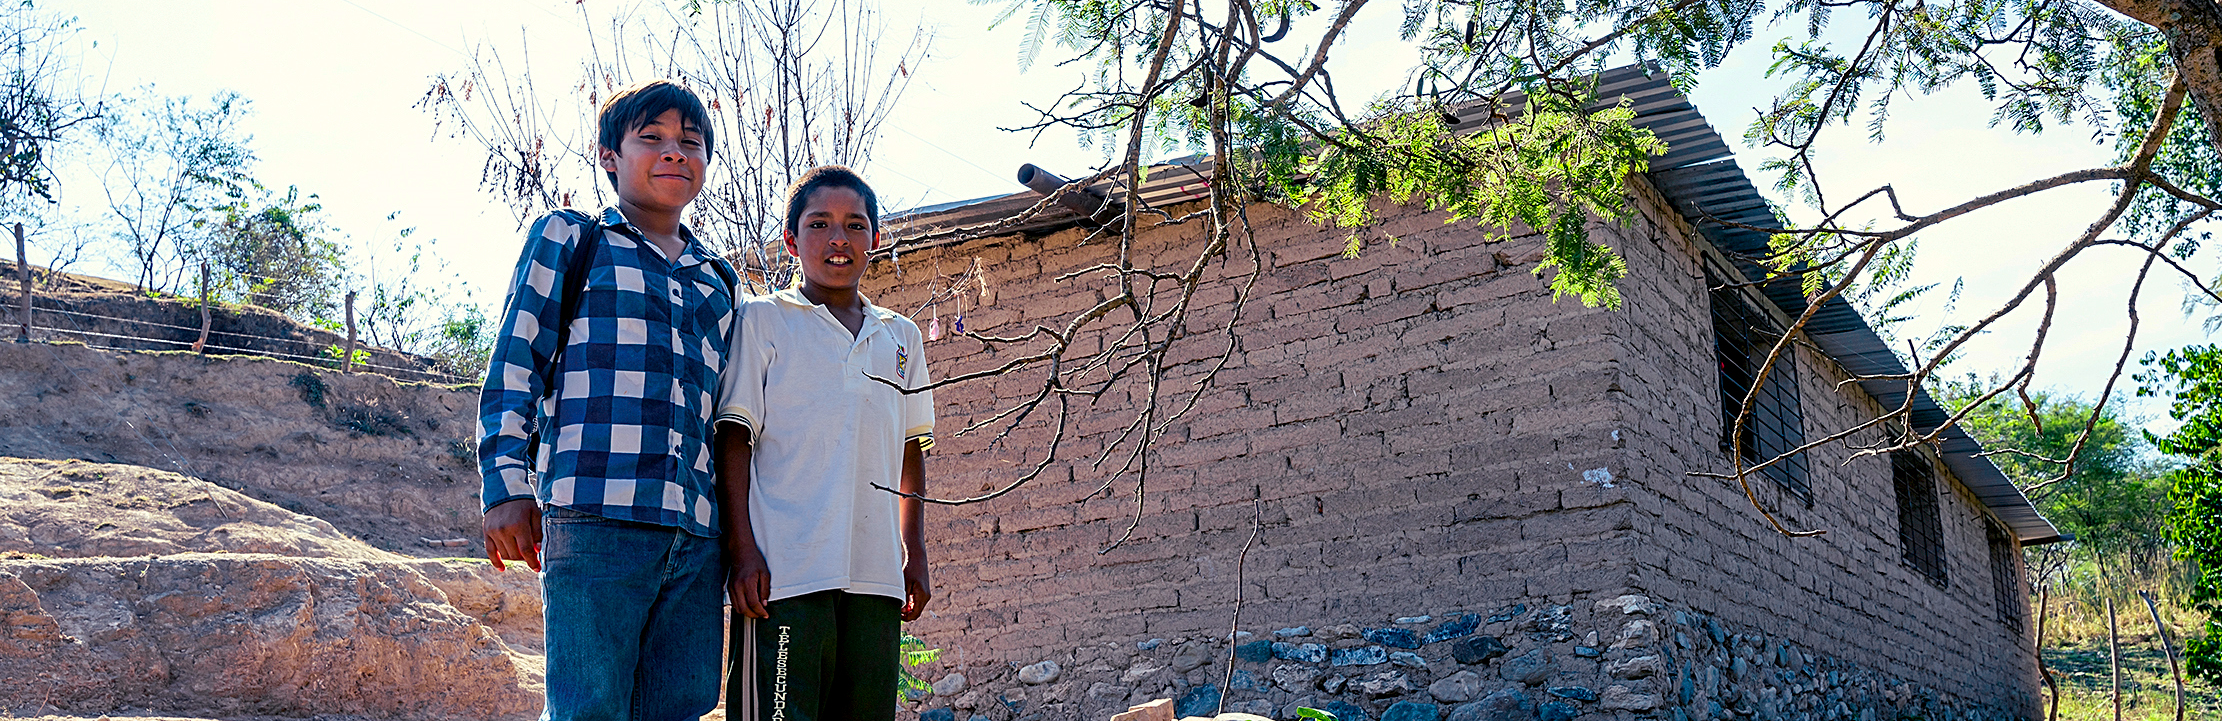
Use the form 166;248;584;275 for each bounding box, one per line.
879;63;2066;546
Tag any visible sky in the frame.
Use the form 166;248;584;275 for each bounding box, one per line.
31;0;2219;434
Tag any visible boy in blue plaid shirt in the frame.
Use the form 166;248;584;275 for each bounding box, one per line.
477;79;738;721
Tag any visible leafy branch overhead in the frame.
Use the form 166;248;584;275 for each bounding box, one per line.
918;0;2222;544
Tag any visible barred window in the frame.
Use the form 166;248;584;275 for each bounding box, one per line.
1893;450;1948;586
1988;520;2025;635
1710;273;1810;497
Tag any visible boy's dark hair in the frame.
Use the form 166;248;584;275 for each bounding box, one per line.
597;79;715;189
783;165;880;236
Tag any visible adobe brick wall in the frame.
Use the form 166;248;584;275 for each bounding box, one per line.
1600;175;2041;718
861;177;2037;720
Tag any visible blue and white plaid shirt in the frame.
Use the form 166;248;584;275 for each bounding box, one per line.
478;207;738;537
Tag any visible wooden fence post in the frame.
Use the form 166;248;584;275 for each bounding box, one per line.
193;262;211;354
343;290;358;374
14;223;28;343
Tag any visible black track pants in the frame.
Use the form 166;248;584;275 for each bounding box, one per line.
729;590;900;721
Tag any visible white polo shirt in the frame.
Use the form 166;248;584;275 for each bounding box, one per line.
717;287;934;602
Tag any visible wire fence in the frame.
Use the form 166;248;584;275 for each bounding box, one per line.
10;291;478;385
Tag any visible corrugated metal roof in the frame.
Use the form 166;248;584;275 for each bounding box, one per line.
881;64;2064;545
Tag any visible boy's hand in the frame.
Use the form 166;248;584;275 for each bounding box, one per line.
728;541;772;619
901;554;932;622
483;499;542;572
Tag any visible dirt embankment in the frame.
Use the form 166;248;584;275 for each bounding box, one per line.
0;341;486;556
0;273;558;720
0;456;545;719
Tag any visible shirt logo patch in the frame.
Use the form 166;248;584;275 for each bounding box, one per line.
896;345;910;380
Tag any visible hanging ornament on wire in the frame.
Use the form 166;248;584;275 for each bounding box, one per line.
952;290;966;335
927;304;942;341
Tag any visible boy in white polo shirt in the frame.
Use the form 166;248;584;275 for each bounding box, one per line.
714;165;931;721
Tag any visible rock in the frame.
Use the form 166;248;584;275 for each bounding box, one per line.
404;557;546;652
1019;660;1061;684
1236;640;1274;663
1572;646;1600;658
921;708;957;721
1331;645;1389;666
1320;623;1363;641
1272;664;1320;692
1366;627;1424;649
1355;670;1418;697
1139;638;1165;651
1605;655;1660;680
1610;620;1659;650
1089;681;1134;704
1229;669;1269;693
1173;648;1212;672
1594;594;1657;616
1174;684;1221;717
1229;699;1277;716
1422;613;1480;644
1395;615;1433;624
1537;701;1579;721
0;554;536;719
1111;698;1175;721
934;672;969;696
954;689;983;709
1599;685;1663;710
0;459;397;560
1316;700;1371;721
1320;674;1349;694
1275;626;1313;638
1282;696;1319;720
1125;660;1169;684
1498;649;1550;686
1274;641;1329;663
1426;670;1486;703
1525;606;1574;642
1389;651;1428;669
1382;700;1443;721
1485;604;1527;624
1546;686;1596;702
1448;688;1535;721
1452;636;1510;664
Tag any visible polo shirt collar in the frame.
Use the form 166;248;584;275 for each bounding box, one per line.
774;286;900;341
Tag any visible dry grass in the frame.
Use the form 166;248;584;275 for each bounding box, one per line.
2034;550;2220;720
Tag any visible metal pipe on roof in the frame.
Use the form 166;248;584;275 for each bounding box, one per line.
1017;164;1122;224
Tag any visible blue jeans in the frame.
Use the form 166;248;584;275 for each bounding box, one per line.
541;506;725;721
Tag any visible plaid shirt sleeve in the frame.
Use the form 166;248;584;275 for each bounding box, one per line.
476;212;587;513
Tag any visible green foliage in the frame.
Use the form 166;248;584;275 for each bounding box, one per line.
320;344;370;368
1938;378;2167;554
427;304;495;380
2104;32;2222;242
2138;345;2222;682
1841;239;1968;369
288;371;327;409
1294;707;1338;721
972;0;1665;310
204;184;345;320
95;88;257;292
0;5;102;203
1304;88;1666;308
353;212;487;378
896;632;940;704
